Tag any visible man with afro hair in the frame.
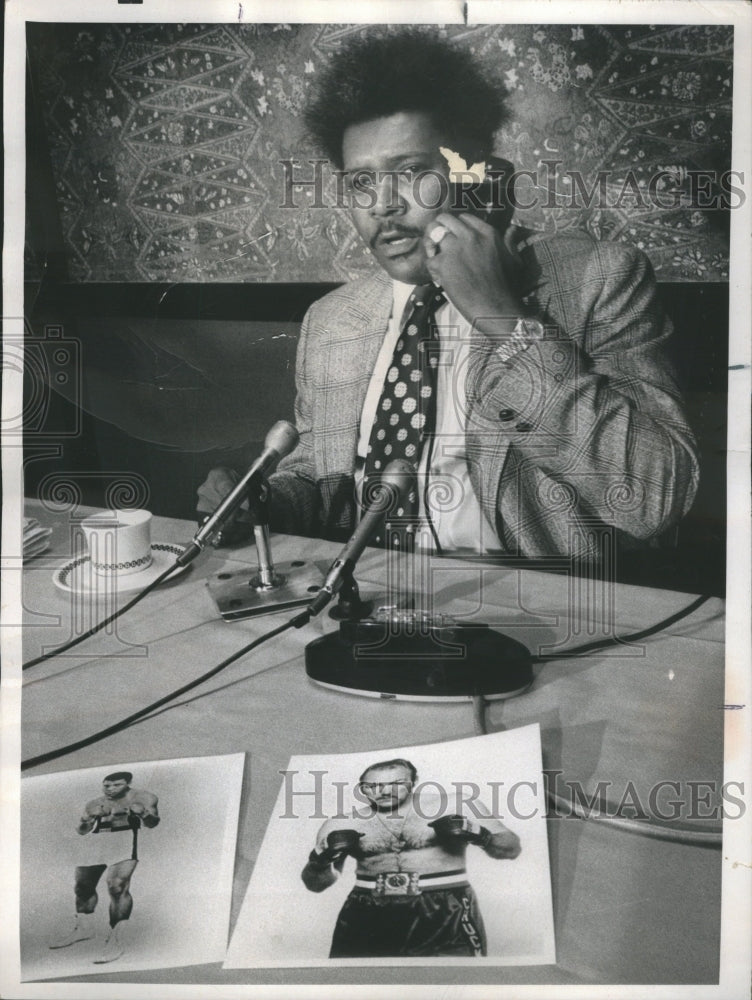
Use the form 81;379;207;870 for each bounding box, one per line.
199;29;698;564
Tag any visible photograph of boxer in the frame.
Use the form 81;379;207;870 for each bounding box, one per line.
48;771;160;964
21;754;244;979
225;729;552;967
301;757;521;958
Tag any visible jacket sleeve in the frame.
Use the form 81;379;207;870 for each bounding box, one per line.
467;244;699;540
267;305;320;536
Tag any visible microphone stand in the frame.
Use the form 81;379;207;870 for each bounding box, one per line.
205;489;336;622
248;490;283;591
251;521;279;589
303;519;533;700
327;565;373;622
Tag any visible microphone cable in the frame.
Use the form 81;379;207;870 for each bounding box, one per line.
472;591;721;847
471;591;713;737
22;561;180;671
420;432;444;556
529;592;712;665
472;593;712;733
21;608;310;772
22;421;300;672
21;567;713;772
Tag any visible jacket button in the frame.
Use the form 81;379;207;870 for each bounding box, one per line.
515;421;534;432
498;409;516;421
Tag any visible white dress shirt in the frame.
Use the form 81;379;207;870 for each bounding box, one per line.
356;280;498;553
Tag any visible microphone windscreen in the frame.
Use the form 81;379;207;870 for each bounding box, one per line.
264;420;299;458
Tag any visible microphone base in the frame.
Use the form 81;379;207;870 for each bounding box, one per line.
208;559;324;621
328;598;374;622
305;614;533;701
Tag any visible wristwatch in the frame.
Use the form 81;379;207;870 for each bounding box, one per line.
496;316;546;363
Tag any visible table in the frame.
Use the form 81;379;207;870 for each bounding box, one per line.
20;501;725;986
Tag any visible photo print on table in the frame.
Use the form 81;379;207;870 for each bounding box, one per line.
3;3;749;997
20;753;244;980
225;724;554;967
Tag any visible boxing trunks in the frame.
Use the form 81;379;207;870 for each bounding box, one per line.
329;870;486;958
79;814;140;867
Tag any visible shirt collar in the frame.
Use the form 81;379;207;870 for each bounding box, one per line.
391;279;416;322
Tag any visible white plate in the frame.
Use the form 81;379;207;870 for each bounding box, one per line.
53;542;188;596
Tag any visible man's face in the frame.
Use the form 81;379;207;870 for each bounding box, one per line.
360;764;414;812
341;111;451;285
102;778;130;799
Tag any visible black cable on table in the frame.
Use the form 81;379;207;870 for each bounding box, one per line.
475;592;720;846
21;610;310;771
475;595;712;737
530;592;711;664
22;562;179;670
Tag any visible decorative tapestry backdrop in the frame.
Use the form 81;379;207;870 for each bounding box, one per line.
25;22;732;283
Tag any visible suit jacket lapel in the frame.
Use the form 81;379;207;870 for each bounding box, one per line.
315;271;393;477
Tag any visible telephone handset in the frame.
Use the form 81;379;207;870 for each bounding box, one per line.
448;155;515;237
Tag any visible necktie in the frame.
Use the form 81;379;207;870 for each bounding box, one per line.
363;283;446;547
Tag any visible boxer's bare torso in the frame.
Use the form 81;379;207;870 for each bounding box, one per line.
80;788;159;833
314;794;511;875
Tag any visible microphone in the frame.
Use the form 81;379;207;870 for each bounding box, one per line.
177;420;299;566
307;459;414;617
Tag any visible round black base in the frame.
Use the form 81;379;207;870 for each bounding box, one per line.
305;620;533;700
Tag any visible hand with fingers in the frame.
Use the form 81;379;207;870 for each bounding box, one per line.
422;213;526;337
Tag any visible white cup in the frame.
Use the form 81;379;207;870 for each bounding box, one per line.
81;509;153;577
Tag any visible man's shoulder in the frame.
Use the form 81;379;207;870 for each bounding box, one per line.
525;228;652;281
306;272;392;324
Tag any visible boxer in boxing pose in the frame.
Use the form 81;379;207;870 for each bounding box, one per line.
301;758;520;958
49;771;160;964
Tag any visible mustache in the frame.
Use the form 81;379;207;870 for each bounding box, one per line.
372;225;424;249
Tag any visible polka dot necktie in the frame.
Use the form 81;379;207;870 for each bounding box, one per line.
363;283;446;546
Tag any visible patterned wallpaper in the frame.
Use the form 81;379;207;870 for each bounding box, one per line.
25;22;733;283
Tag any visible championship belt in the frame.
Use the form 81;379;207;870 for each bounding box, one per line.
354;869;468;898
375;872;422;897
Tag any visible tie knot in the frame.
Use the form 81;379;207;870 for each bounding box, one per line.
401;284;446;331
410;283;445;309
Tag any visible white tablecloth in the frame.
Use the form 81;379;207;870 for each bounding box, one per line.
20;503;725;986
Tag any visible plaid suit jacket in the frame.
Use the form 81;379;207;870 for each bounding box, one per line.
270;230;699;560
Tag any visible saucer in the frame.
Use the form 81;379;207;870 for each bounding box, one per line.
53;543;188;596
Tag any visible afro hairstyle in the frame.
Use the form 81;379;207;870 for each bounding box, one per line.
303;30;507;167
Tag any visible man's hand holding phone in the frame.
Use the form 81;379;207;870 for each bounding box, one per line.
423;212;524;336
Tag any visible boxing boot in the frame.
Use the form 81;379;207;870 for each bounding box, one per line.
93;922;125;964
49;911;96;949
